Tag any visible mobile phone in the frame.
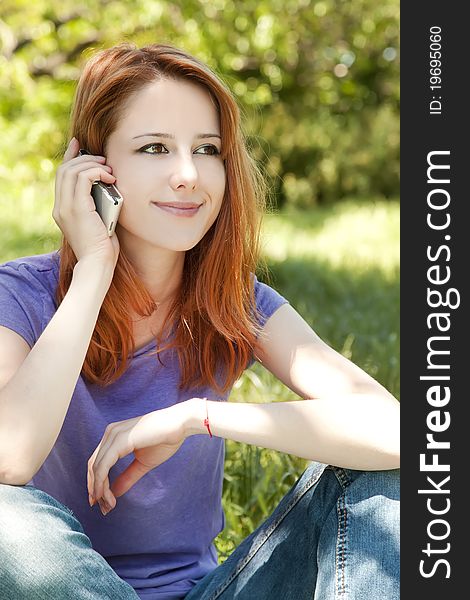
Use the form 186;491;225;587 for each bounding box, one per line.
78;149;124;236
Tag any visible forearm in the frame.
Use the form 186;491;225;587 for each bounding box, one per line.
0;260;113;484
186;394;400;471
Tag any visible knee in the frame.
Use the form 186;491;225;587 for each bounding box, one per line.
0;481;77;547
381;467;400;495
0;482;74;540
330;466;400;501
362;468;400;502
0;483;82;594
0;483;51;546
331;468;400;538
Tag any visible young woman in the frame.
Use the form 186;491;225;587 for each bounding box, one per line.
0;43;400;600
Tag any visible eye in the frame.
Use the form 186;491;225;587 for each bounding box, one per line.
139;143;168;154
194;145;220;156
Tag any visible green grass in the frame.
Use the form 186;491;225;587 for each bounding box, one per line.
0;191;399;562
217;198;399;560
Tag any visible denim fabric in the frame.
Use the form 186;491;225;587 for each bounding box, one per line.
186;463;400;600
0;484;139;600
0;462;399;600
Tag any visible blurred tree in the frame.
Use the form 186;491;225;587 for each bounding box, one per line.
0;0;399;209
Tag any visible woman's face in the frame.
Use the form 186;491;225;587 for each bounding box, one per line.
104;78;226;252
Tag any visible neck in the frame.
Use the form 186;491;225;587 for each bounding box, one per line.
117;228;185;306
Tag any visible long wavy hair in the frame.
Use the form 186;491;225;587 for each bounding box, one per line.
56;42;270;394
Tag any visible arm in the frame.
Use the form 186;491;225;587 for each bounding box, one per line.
0;260;113;484
186;303;400;471
88;303;399;512
0;140;120;485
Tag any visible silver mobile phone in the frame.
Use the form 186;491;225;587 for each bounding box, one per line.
78;149;124;236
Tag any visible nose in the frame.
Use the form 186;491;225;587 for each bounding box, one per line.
168;152;198;191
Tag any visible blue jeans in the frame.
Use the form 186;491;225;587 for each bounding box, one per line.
0;462;399;599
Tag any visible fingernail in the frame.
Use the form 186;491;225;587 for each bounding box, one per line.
89;494;94;507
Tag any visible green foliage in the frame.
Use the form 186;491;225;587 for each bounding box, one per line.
1;0;399;210
1;0;399;564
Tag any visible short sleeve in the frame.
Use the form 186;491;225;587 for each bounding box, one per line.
0;263;47;348
253;275;289;329
244;275;290;370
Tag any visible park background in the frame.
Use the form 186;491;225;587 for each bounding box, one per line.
0;0;399;560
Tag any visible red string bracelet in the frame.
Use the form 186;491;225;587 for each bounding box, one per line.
203;399;213;438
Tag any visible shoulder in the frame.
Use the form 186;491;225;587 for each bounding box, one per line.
0;251;60;297
252;273;290;328
0;251;61;347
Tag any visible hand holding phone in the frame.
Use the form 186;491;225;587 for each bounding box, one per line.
78;149;124;237
53;138;121;269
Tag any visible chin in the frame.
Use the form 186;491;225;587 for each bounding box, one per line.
163;236;206;252
142;232;206;252
116;220;215;252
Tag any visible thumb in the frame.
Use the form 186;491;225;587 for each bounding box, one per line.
110;460;151;498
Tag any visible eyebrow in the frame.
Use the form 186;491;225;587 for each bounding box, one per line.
132;132;221;140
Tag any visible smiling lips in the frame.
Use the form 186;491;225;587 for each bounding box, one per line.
151;201;202;217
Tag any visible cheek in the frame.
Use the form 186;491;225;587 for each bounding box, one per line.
205;185;225;233
208;182;225;224
210;165;226;204
112;164;152;204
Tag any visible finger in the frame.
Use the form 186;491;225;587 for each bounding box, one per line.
92;447;113;501
67;159;111;173
96;477;115;516
102;477;116;514
56;138;81;195
61;139;104;164
87;432;113;499
54;138;78;215
60;161;112;191
98;498;109;516
60;166;116;216
87;445;101;501
75;168;117;211
87;469;94;507
57;141;107;191
65;156;109;171
61;160;113;185
62;137;80;163
110;460;152;498
92;432;128;500
88;424;118;502
55;160;112;221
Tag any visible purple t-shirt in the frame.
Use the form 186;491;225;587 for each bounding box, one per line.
0;251;289;599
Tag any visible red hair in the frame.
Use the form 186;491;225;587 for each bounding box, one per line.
56;42;270;395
